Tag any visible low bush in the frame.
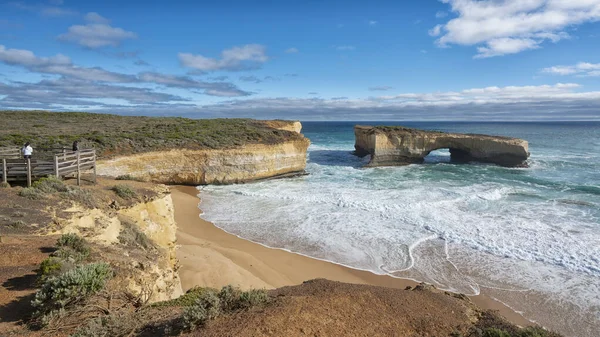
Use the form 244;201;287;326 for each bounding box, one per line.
483;328;511;337
63;186;97;209
152;287;207;308
111;185;137;200
37;257;72;283
10;219;26;227
71;314;137;337
32;176;68;193
19;187;42;199
118;221;152;250
115;175;143;182
182;290;221;331
12;211;25;217
31;263;112;325
57;233;90;257
0;182;10;188
237;289;269;308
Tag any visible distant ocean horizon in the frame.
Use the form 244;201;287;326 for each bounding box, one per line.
198;121;600;337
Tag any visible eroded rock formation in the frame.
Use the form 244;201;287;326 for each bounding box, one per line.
354;125;529;167
97;121;310;185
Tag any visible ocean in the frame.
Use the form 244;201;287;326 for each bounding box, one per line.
198;122;600;336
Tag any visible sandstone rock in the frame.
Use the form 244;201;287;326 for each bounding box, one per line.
97;139;310;185
354;125;529;167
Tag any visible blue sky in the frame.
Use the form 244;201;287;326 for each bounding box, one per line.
1;0;600;120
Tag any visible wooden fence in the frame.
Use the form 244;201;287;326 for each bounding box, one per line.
0;147;96;186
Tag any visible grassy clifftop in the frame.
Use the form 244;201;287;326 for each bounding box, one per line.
0;111;303;158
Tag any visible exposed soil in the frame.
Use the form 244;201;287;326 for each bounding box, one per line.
191;279;479;337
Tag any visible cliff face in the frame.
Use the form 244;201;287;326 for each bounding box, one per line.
97;139;310;185
56;188;183;303
355;125;529;167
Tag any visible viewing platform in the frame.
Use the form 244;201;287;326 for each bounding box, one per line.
0;147;97;186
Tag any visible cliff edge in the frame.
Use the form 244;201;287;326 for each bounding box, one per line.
354;125;529;167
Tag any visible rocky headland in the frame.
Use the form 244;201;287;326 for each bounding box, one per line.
354;125;530;167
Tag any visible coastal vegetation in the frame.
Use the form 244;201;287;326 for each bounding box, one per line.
0;110;303;158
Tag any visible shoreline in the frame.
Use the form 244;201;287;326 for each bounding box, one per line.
172;185;531;327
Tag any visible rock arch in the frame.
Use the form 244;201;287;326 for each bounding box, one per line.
354;125;529;167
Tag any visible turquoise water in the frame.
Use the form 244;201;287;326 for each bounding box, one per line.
199;122;600;336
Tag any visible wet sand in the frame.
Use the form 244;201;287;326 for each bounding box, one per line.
172;185;531;327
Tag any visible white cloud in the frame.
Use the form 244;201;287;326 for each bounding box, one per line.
335;45;356;51
285;47;299;54
189;82;600;121
432;0;600;58
369;86;394;91
429;24;442;37
435;11;448;18
542;62;600;76
84;12;110;24
369;20;378;25
179;44;268;72
58;13;137;48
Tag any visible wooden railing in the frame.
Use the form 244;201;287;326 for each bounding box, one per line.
1;148;96;186
0;147;21;159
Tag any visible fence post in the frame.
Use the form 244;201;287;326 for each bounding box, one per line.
2;158;6;184
54;155;60;180
92;150;97;184
26;158;32;187
76;151;81;186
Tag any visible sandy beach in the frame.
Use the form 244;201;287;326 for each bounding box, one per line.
173;185;531;327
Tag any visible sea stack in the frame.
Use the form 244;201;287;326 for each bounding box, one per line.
354;125;529;167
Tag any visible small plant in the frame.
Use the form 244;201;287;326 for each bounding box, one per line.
32;176;68;193
0;182;10;188
483;328;511;337
37;257;67;282
519;326;561;337
19;187;42;199
152;287;207;307
181;290;221;331
31;263;112;325
111;185;137;200
237;289;269;308
218;285;241;311
71;314;138;337
10;219;26;227
63;186;97;209
118;221;152;250
57;233;90;257
12;211;25;217
115;175;143;182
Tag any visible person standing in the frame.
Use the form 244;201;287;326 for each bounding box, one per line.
22;142;33;159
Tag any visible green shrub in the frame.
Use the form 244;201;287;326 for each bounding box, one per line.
181;290;221;331
37;257;72;283
57;233;90;257
115;175;143;182
483;328;511;337
111;185;137;200
238;289;269;308
118;221;152;250
19;187;42;199
32;176;68;193
218;285;242;311
152;287;208;308
10;219;26;227
71;314;137;337
63;186;97;209
31;263;112;324
0;182;10;188
12;211;25;217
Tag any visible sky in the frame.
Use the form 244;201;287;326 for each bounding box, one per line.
1;0;600;121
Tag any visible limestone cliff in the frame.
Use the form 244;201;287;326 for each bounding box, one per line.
97;138;310;185
354;125;529;167
54;186;183;303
